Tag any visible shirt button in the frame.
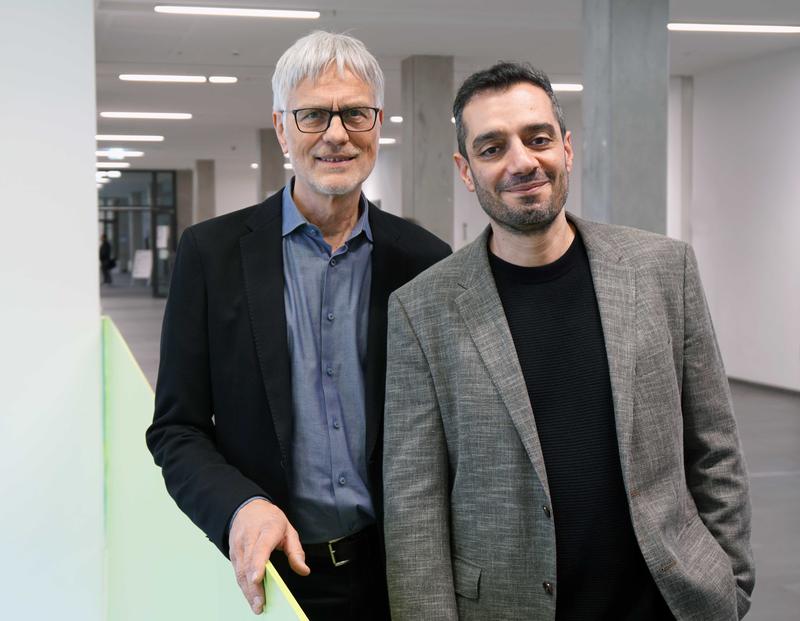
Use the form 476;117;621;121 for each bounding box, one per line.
327;312;335;321
543;581;554;596
338;476;346;486
543;505;551;518
329;258;337;266
333;420;340;429
326;367;334;376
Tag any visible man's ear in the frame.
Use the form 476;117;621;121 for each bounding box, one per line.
273;111;289;154
454;152;475;193
563;130;574;174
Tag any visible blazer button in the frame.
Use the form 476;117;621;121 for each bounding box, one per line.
543;505;551;518
543;581;554;596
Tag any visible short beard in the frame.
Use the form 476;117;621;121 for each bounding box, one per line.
308;176;362;197
473;167;569;235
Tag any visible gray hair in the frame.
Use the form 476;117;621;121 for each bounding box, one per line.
272;31;384;111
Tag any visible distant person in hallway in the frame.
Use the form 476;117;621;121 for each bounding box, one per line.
99;233;113;284
146;31;449;620
383;62;754;620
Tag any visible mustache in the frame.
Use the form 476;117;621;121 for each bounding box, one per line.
496;171;553;192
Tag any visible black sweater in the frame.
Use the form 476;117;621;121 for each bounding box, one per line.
489;232;672;620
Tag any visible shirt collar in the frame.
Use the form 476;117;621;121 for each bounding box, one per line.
281;178;373;242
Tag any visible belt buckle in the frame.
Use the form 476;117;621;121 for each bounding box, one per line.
327;535;351;567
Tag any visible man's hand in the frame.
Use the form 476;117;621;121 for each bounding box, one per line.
229;499;310;614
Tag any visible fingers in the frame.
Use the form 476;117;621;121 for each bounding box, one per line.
281;525;310;576
229;501;307;614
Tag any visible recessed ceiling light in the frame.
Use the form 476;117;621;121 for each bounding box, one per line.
119;74;206;83
96;134;164;142
668;23;800;34
97;162;131;168
154;5;320;19
389;116;403;123
379;138;397;145
106;170;122;178
97;177;111;184
209;76;238;84
552;83;583;92
283;162;293;170
100;112;192;120
96;149;144;158
250;162;259;169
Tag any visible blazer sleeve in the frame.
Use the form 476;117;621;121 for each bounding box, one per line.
383;292;458;620
680;244;755;618
146;228;268;558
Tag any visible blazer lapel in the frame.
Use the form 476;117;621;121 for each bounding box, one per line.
454;229;551;499
364;205;404;464
571;215;637;478
240;193;293;467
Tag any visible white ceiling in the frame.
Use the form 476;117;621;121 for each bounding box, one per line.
95;0;800;171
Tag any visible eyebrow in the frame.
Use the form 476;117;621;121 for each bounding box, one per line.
293;101;375;110
471;122;558;150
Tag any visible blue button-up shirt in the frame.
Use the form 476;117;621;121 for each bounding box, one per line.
281;183;375;543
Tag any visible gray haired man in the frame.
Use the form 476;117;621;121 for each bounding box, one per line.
147;31;449;619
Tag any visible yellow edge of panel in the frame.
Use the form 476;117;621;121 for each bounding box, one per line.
264;562;310;620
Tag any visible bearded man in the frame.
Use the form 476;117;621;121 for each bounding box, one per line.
382;62;753;621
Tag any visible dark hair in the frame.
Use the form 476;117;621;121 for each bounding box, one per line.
453;62;566;159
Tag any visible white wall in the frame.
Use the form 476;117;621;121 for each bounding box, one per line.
691;47;800;391
215;161;260;216
0;2;104;619
363;143;402;216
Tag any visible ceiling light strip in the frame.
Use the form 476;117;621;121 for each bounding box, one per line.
552;83;583;92
96;135;164;142
119;74;206;83
154;6;320;19
668;23;800;34
100;112;192;120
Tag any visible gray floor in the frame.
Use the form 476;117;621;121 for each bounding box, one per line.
102;285;800;620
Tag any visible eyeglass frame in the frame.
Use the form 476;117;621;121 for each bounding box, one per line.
282;107;382;134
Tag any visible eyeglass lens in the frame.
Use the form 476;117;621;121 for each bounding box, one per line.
294;108;377;132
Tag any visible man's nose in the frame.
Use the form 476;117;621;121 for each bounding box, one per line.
322;114;350;145
506;139;538;175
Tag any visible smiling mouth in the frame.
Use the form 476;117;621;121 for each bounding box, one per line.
504;180;548;193
316;155;357;163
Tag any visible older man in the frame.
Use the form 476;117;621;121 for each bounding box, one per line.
147;31;449;619
383;62;754;620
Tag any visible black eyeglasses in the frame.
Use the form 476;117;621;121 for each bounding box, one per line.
286;107;381;133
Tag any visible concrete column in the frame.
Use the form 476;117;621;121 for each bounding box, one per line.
259;128;286;199
176;169;193;237
581;0;669;233
193;159;216;223
401;55;454;244
0;1;104;619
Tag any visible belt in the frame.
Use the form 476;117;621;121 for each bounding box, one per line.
302;525;378;568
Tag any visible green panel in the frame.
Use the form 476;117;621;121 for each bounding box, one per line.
102;316;284;620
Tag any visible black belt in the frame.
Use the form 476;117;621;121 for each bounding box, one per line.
302;525;378;568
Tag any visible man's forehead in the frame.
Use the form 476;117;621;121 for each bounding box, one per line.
463;83;556;133
289;65;374;103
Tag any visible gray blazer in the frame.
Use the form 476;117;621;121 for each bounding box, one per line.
383;215;754;621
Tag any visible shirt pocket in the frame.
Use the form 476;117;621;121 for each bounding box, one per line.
452;555;482;600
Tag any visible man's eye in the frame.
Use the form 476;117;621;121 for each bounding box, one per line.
531;136;551;146
299;109;323;121
344;108;368;119
479;146;500;157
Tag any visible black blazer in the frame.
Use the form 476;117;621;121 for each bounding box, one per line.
146;190;450;556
